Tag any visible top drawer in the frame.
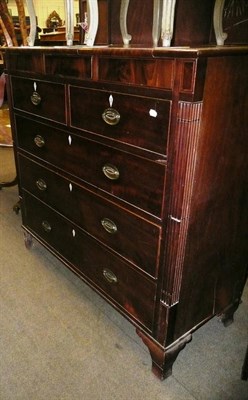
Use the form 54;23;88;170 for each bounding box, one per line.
5;52;44;74
70;86;171;155
11;76;66;124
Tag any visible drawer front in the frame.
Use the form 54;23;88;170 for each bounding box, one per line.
45;55;92;79
98;58;175;89
19;155;161;277
11;76;66;124
22;193;156;330
70;86;171;155
16;116;166;217
6;53;44;74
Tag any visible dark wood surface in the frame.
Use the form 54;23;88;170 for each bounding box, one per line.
14;114;165;217
18;153;161;278
23;192;157;330
69;85;171;153
4;32;248;380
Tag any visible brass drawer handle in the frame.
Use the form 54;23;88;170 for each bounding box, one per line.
34;135;45;148
101;218;118;234
103;268;118;284
102;164;120;180
36;178;47;191
41;220;52;233
102;107;120;126
30;91;42;106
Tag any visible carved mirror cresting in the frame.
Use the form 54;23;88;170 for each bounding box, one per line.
46;10;63;29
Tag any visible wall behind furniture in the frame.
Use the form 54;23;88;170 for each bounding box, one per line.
7;0;79;31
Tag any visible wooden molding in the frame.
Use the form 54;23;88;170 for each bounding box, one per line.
163;101;203;306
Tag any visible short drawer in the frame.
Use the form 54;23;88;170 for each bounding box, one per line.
70;86;171;155
98;57;174;89
22;193;157;330
5;52;44;74
16;116;166;217
45;54;92;79
11;76;66;124
19;155;161;278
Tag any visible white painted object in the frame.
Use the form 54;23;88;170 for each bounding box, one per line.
152;0;162;47
213;0;228;45
120;0;132;45
161;0;177;47
65;0;74;46
152;0;177;47
25;0;37;46
84;0;99;46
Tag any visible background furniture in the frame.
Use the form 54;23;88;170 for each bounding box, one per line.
39;28;80;46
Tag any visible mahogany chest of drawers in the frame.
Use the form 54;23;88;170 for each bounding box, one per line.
5;46;248;379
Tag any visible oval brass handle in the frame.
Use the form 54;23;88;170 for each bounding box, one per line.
41;220;52;233
103;268;118;284
34;135;45;148
36;178;47;191
102;107;120;126
101;218;117;234
102;164;120;180
30;91;41;106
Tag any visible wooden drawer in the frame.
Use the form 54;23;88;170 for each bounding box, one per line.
45;54;92;79
16;116;166;217
70;86;171;155
11;76;66;124
22;193;156;330
19;155;161;277
5;52;44;74
98;58;175;89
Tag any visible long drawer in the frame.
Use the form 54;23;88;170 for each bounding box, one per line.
19;155;161;278
11;76;66;124
22;193;157;330
16;115;166;217
70;86;171;155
